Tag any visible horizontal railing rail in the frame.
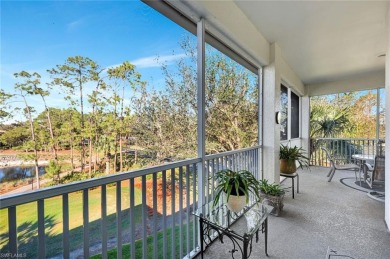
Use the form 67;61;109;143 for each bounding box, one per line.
0;158;201;208
0;146;262;259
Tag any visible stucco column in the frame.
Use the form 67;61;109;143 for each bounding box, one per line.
385;6;390;231
262;43;281;183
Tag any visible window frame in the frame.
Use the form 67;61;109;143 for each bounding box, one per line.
280;83;301;142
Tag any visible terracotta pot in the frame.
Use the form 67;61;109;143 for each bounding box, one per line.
225;193;246;212
280;159;297;174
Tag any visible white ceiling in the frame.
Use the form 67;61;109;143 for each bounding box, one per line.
234;0;388;85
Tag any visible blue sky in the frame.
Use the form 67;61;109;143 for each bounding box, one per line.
1;0;194;120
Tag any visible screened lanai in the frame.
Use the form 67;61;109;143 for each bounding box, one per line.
0;1;389;258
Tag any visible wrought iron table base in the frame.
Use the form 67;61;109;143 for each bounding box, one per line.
199;214;268;259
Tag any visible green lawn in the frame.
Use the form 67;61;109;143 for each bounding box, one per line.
0;183;143;257
91;223;196;259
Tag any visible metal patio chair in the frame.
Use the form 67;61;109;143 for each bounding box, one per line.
321;147;360;182
363;155;385;188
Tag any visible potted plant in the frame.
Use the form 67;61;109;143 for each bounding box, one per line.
213;169;260;212
279;144;310;174
259;179;285;216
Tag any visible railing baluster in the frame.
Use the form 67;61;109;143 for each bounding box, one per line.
211;158;215;200
162;170;167;259
116;181;122;259
179;166;184;258
205;159;210;204
8;206;17;255
153;173;158;259
62;194;69;259
142;175;147;259
232;153;235;171
186;164;191;256
129;178;135;259
38;199;45;258
101;185;107;259
245;150;248;170
192;163;197;250
83;189;89;258
171;168;176;258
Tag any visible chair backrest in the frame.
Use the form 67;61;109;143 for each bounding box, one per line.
321;147;335;168
373;155;385;181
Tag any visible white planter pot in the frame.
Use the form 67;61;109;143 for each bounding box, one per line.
225;194;246;212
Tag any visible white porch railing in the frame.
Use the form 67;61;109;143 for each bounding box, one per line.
0;146;261;259
310;138;385;166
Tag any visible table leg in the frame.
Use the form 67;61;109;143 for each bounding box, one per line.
199;217;204;259
243;234;249;259
265;218;268;256
292;178;295;199
297;174;299;193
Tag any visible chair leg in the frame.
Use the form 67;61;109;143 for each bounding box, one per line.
327;167;333;177
327;167;334;178
355;170;361;186
328;168;337;182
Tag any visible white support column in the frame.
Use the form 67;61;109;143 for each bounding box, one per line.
301;96;311;156
258;68;263;180
197;18;206;207
385;6;390;231
262;43;281;183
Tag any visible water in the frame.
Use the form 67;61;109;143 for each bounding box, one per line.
0;166;46;182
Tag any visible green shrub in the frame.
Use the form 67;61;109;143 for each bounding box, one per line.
259;179;284;196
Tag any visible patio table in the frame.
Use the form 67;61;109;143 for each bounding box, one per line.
352;154;375;184
194;200;273;259
352;154;374;162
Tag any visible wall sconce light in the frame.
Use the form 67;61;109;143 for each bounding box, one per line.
275;111;281;124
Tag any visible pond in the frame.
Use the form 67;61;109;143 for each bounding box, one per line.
0;166;46;183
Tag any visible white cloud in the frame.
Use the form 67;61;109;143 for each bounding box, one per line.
67;19;83;32
104;53;186;71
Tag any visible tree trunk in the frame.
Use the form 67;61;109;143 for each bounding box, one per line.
119;134;123;172
70;138;74;170
89;138;92;178
42;97;58;163
22;95;40;189
79;70;85;172
114;140;118;173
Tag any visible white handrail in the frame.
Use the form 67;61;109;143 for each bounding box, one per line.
0;157;201;208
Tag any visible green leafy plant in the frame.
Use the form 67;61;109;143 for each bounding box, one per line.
213;169;260;207
259;179;285;196
45;160;61;181
279;144;310;169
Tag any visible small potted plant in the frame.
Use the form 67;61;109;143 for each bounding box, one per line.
259;179;285;216
280;144;310;174
213;169;260;212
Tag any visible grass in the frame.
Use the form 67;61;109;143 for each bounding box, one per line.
0;183;143;257
90;222;196;259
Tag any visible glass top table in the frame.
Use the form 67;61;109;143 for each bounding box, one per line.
352;154;375;162
194;200;273;259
